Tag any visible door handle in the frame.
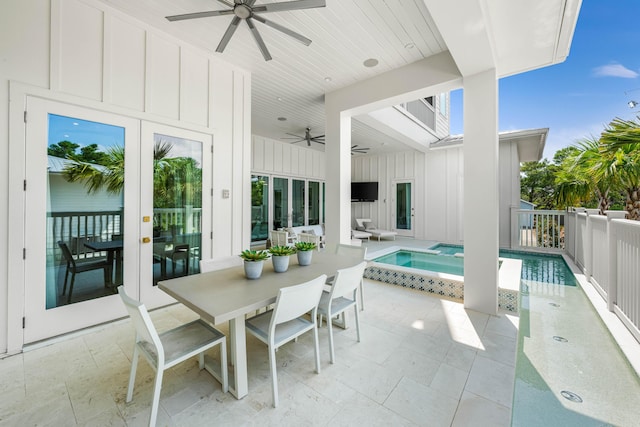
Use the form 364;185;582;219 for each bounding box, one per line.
141;237;151;243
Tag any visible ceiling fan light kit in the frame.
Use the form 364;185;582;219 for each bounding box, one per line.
166;0;326;61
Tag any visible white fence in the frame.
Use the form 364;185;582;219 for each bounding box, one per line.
510;209;565;251
565;209;640;343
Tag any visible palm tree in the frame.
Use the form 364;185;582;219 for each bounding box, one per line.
598;117;640;220
63;145;125;194
555;138;615;214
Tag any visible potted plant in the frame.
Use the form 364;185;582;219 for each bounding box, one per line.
268;245;296;273
239;249;270;279
295;241;316;266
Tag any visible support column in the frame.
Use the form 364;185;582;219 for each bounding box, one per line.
324;107;352;246
463;69;498;315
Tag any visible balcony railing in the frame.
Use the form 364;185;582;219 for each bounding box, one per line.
510;209;566;251
397;99;435;130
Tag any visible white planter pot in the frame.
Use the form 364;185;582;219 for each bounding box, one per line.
272;255;290;273
244;260;264;279
297;250;313;266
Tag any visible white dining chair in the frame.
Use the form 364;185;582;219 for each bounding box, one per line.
334;243;368;310
118;286;228;427
318;261;367;364
199;255;242;273
245;274;326;408
270;230;289;246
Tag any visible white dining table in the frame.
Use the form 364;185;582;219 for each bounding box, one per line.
158;250;363;399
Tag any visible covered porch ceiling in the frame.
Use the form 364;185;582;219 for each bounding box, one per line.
101;0;580;155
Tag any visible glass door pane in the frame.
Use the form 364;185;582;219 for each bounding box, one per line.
152;133;203;284
273;177;289;230
322;182;326;224
292;179;305;227
396;182;411;230
46;114;125;308
251;175;269;242
308;181;320;225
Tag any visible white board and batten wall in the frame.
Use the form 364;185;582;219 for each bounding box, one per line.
252;135;326;180
1;0;251;353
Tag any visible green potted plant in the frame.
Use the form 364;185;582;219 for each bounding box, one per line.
239;249;270;279
295;241;316;266
268;245;296;273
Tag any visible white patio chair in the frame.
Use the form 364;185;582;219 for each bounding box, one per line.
270;230;289;246
118;286;228;427
332;243;368;310
298;232;321;248
245;274;326;407
318;261;367;364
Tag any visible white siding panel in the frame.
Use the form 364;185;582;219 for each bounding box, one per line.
306;150;314;177
282;144;292;174
180;48;209;126
273;142;283;172
106;15;145;110
146;33;180;119
446;148;460;242
253;136;265;171
263;138;274;172
57;0;103;100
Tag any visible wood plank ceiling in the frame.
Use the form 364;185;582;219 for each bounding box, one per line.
101;0;447;154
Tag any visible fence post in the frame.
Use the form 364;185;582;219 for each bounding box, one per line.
573;207;584;263
584;209;600;280
605;210;627;312
510;206;518;249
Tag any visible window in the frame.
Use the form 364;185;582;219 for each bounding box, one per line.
439;93;448;117
424;96;434;107
251;175;269;242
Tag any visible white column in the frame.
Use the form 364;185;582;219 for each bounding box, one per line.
463;69;498;315
324;107;352;246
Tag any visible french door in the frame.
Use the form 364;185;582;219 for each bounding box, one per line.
23;98;211;343
392;180;415;237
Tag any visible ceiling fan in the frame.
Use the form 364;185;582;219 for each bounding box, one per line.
165;0;326;61
282;127;370;155
281;127;325;146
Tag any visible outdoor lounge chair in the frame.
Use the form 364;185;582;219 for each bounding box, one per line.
354;218;397;241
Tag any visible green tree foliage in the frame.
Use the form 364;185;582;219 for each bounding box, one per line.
599;117;640;220
520;159;556;209
48;140;80;159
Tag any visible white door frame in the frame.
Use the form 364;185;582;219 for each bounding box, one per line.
391;179;415;237
22;97;139;343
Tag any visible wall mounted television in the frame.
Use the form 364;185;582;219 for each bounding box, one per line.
351;182;378;202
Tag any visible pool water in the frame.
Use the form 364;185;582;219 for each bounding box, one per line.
374;244;576;286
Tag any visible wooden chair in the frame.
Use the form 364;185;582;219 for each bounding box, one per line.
118;286;228;427
318;262;367;363
245;275;326;407
58;241;111;304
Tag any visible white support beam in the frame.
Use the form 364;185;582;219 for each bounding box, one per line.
463;68;499;315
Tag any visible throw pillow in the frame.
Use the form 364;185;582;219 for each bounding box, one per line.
364;221;377;230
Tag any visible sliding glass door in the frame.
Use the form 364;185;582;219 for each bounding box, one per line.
272;177;289;230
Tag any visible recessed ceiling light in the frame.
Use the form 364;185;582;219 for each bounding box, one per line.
404;42;415;49
363;58;379;68
277;117;287;121
277;97;284;101
324;77;332;82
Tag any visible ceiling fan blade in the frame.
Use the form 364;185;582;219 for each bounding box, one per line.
216;16;242;53
285;133;303;138
251;14;312;46
253;0;326;14
246;18;272;61
166;9;234;21
216;0;234;7
288;139;304;144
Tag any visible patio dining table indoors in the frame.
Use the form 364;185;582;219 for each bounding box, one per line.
158;250;364;399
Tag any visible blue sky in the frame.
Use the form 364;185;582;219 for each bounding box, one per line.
449;0;640;160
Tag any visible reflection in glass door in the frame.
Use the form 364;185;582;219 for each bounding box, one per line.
292;179;305;227
308;181;320;225
151;134;203;284
273;177;289;230
251;175;269;242
45;114;126;308
393;180;414;237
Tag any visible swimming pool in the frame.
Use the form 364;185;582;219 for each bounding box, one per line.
373;250;464;276
428;243;577;286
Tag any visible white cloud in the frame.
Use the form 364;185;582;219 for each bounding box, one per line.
593;63;639;78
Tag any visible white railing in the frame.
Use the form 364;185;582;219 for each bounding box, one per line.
568;209;640;343
565;212;575;257
589;215;609;297
609;219;640;343
510;209;565;251
397;99;435;130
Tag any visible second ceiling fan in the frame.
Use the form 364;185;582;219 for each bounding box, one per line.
283;127;370;155
166;0;326;61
